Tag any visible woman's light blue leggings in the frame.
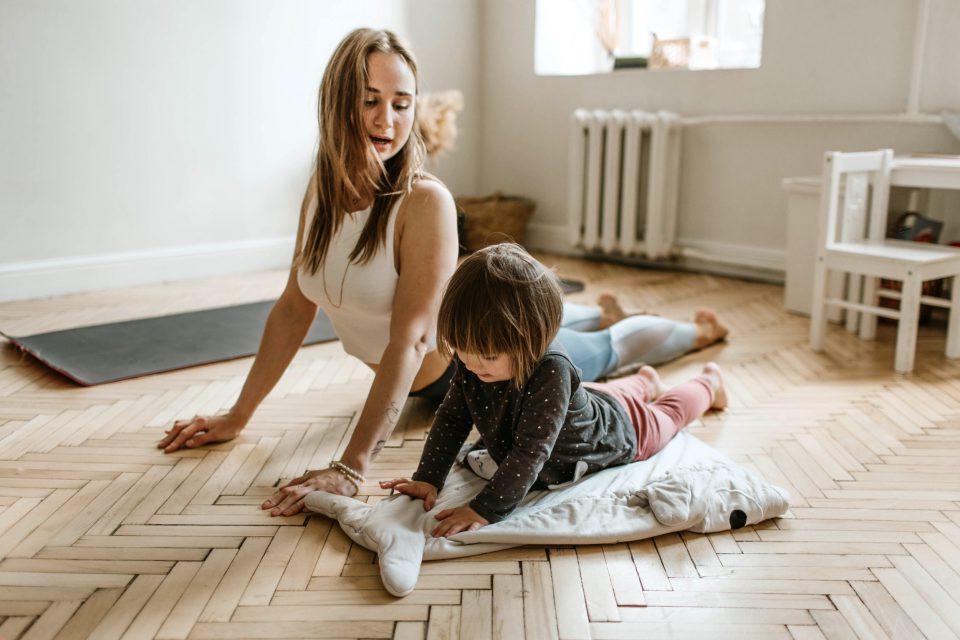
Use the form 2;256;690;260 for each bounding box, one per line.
557;302;698;382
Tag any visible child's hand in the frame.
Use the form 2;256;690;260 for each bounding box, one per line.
431;506;489;537
379;478;438;511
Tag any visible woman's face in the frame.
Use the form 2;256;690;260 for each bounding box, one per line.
363;51;416;162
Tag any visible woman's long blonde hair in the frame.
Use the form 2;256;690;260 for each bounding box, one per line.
297;28;427;273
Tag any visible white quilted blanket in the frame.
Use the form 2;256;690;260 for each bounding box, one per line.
305;431;790;596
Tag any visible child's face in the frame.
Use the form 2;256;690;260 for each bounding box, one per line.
457;351;514;383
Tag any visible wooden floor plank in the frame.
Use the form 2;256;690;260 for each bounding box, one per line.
589;620;793;639
121;561;201;640
153;548;237;639
198;537;271;622
600;543;645;606
187;620;394;638
575;546;620;622
276;517;332;590
522;561;559;640
459;590;492;640
548;549;590;640
828;594;892;640
492;574;524;640
425;604;460;640
871;573;951;640
18;600;83;640
237;526;303;606
88;574;164;640
886;555;960;636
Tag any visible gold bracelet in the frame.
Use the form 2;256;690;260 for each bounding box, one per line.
328;464;362;493
329;460;365;486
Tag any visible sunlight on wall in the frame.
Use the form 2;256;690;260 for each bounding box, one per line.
535;0;764;75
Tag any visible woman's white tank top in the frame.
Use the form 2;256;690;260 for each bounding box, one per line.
297;197;404;364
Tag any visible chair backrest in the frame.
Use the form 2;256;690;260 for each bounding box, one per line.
816;149;894;251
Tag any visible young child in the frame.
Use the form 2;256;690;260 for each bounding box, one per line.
380;244;727;537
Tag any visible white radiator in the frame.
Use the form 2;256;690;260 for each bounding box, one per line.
567;109;682;260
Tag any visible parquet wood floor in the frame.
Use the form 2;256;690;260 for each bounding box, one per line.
0;255;958;639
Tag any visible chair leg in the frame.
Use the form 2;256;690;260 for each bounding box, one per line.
947;276;960;359
895;275;922;373
809;257;830;352
845;273;862;334
860;275;879;340
827;272;845;324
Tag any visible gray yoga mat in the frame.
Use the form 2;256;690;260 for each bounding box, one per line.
560;278;584;294
2;301;337;386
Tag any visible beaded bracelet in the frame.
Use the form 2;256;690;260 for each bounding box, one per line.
330;460;365;482
329;460;365;493
328;464;361;493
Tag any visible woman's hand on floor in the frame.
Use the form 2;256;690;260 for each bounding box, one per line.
158;413;245;453
431;506;488;537
261;468;357;516
379;478;438;510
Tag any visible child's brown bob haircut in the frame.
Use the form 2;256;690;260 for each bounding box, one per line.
437;243;563;387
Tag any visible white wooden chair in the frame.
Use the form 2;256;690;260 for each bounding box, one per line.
809;149;960;373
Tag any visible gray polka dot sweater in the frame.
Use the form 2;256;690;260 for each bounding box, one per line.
412;346;637;523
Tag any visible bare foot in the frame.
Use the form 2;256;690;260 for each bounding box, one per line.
701;362;728;411
637;365;666;401
597;293;628;329
693;308;729;350
597;293;656;329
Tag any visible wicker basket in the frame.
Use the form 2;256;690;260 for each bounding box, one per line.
456;192;536;251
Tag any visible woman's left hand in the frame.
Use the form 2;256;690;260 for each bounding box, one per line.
431;506;489;537
261;468;357;516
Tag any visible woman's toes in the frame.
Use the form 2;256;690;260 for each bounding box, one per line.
693;308;729;348
597;292;628;328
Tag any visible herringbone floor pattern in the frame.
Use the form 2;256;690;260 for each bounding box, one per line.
0;256;958;639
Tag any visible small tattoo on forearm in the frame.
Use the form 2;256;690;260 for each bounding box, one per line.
373;402;402;455
386;401;401;425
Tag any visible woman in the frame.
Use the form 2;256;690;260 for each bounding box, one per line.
161;28;458;510
159;28;728;517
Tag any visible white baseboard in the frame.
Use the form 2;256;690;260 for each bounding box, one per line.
4;229;786;303
0;237;296;302
522;222;785;281
675;238;785;274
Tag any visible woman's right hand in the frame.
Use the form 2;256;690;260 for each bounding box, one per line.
379;478;438;511
158;413;246;453
261;468;359;516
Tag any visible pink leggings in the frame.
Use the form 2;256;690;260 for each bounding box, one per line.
584;374;714;461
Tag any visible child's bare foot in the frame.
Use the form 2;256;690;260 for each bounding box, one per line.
637;365;665;401
701;362;728;411
693;308;729;349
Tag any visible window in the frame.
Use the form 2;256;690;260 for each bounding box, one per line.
535;0;765;75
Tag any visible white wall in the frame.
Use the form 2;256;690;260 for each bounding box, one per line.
479;0;960;276
5;0;960;302
0;0;479;301
406;0;481;194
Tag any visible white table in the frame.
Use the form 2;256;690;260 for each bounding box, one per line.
783;155;960;316
890;156;960;190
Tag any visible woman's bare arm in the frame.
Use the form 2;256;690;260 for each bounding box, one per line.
160;180;319;452
262;179;459;514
